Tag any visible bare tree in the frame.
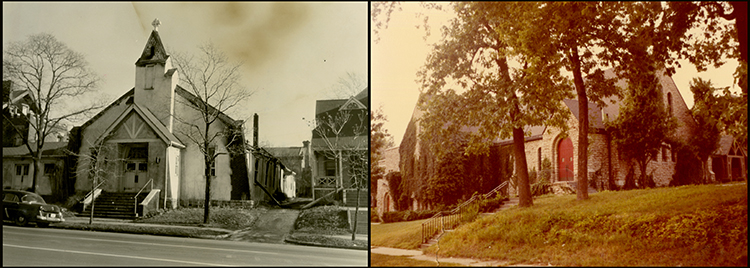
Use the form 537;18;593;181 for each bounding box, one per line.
312;107;368;240
325;71;366;99
3;33;102;194
170;42;253;224
66;134;124;224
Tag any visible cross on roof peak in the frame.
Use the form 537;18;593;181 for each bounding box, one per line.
152;18;161;31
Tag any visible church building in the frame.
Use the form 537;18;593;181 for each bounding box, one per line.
70;19;258;216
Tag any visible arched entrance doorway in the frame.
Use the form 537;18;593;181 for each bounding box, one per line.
558;138;574;181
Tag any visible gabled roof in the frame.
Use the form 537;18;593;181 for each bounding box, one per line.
315;87;369;115
174;85;239;126
2;80;40;113
2;142;68;158
339;97;367;111
135;30;169;67
264;147;303;158
96;103;185;148
493;125;547;146
563;99;604;129
713;135;747;156
80;88;135;130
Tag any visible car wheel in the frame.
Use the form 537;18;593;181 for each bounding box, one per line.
15;215;28;227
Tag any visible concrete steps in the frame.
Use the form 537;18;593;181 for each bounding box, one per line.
422;197;520;249
79;192;147;220
420;230;452;249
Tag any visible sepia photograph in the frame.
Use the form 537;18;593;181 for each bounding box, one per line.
370;2;746;266
3;2;367;266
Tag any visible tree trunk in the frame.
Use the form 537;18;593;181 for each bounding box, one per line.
513;127;533;207
637;158;649;188
570;45;590;200
203;139;211;224
31;157;42;193
352;186;360;240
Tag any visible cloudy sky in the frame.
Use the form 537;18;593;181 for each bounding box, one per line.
372;2;739;146
3;2;368;148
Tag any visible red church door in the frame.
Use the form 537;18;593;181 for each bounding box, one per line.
558;138;574;181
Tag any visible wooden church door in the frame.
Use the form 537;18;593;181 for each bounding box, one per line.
558;138;574;181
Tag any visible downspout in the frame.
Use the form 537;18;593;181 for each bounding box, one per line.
164;148;168;209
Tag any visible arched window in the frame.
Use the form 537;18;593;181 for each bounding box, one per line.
667;92;673;117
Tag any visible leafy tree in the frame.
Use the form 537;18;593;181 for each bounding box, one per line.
688;78;729;183
665;2;747;145
417;2;575;207
171;43;253;224
607;68;677;189
3;33;103;194
370;107;393;205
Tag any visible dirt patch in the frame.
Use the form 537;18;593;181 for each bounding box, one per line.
226;209;300;244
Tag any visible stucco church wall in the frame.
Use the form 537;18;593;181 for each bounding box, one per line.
75;97;131;193
171;92;234;203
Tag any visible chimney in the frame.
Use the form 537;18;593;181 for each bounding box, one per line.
302;140;310;168
253;113;259;148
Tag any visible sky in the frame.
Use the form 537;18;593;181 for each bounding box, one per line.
3;2;368;148
371;2;740;146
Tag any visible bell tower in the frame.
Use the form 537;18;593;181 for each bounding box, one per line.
134;18;179;132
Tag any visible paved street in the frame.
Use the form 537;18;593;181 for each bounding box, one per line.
3;225;367;266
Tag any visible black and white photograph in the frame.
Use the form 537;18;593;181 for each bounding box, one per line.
3;2;367;266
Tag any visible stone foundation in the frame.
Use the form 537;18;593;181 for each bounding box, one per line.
179;199;255;209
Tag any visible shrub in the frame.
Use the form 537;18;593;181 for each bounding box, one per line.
380;209;441;223
295;205;349;231
531;175;551;196
371;208;380;222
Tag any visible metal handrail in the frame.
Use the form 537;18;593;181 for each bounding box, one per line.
134;178;154;217
82;180;106;210
83;180;106;202
421;181;509;243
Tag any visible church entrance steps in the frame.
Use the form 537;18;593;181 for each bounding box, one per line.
79;191;147;220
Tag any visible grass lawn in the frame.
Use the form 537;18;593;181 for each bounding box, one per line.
136;207;264;230
371;218;427;249
421;183;747;266
371;253;465;267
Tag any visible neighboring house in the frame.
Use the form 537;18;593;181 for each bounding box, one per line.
69;23;255;212
376;146;398;217
3;80;39;147
3;81;70;201
394;68;712;210
310;88;369;207
2;142;68;199
249;146;288;204
265;141;312;199
708;135;747;182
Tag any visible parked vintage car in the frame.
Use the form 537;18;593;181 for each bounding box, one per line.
2;190;65;227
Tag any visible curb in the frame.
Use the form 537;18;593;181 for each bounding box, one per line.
49;222;232;239
283;236;369;251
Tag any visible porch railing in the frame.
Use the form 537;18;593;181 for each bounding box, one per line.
314;176;337;188
421;181;508;244
134;178;154;217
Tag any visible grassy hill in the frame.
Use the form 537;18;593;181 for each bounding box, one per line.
373;182;747;266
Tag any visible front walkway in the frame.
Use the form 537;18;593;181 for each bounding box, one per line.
371;246;542;266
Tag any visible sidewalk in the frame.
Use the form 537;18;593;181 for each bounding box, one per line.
371;246;509;266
